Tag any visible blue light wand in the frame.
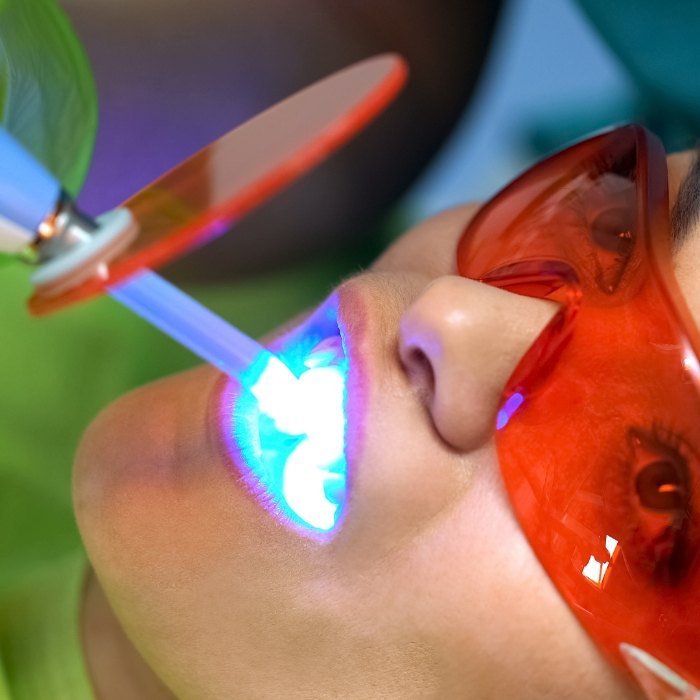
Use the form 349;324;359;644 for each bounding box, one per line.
109;269;285;379
0;126;347;535
0;127;293;379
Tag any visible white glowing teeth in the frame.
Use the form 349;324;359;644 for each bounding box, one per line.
252;342;346;440
250;357;305;434
278;362;346;530
246;327;349;532
297;366;345;456
282;439;339;531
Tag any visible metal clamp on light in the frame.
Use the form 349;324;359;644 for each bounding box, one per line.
0;128;137;296
0;55;408;538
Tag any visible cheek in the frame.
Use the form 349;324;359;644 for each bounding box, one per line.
78;468;451;697
71;355;629;697
73;368;235;580
72;376;448;695
396;461;635;698
73;369;308;609
336;388;476;565
371;204;478;277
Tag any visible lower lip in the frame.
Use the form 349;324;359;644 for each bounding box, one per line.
218;291;363;539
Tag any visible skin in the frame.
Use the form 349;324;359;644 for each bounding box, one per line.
74;153;699;699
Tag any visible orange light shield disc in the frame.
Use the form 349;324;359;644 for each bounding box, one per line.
458;125;700;690
30;54;407;314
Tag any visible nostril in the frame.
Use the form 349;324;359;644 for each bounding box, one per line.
401;345;435;402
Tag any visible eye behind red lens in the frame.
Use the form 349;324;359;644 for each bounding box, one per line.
458;124;700;689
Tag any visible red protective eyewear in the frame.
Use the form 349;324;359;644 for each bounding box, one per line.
458;124;700;698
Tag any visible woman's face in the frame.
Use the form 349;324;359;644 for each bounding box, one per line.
74;152;699;699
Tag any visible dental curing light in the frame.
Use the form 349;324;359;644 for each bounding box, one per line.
0;126;286;380
0;124;342;531
1;56;406;533
25;55;407;316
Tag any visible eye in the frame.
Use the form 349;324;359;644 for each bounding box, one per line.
584;173;637;294
590;207;635;256
625;427;697;586
635;459;688;512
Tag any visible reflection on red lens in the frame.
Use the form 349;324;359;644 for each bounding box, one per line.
457;125;700;690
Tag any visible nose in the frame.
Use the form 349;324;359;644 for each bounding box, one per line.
399;276;559;451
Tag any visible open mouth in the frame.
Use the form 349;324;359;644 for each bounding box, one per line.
224;294;349;535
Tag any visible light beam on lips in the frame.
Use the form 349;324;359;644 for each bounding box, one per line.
228;295;349;534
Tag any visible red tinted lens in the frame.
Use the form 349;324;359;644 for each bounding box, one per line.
28;55;406;315
457;125;700;690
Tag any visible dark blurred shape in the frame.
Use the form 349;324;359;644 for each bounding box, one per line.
61;0;502;280
577;0;700;152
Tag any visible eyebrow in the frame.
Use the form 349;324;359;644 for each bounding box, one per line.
670;145;700;249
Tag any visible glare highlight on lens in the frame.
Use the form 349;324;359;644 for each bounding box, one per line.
496;391;524;430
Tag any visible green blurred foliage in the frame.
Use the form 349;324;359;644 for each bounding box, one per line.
0;0;97;193
0;0;97;268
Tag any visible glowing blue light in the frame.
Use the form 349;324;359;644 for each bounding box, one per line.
236;331;348;533
496;392;524;430
110;270;348;533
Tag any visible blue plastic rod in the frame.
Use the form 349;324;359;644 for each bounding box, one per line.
108;269;277;377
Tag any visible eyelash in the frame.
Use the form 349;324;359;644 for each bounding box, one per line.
646;419;689;461
608;419;698;587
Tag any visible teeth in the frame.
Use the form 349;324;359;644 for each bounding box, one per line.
250;356;305;435
304;334;345;369
277;333;348;531
282;439;340;531
238;319;349;533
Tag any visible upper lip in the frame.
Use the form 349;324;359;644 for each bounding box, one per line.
334;280;371;472
216;280;373;535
